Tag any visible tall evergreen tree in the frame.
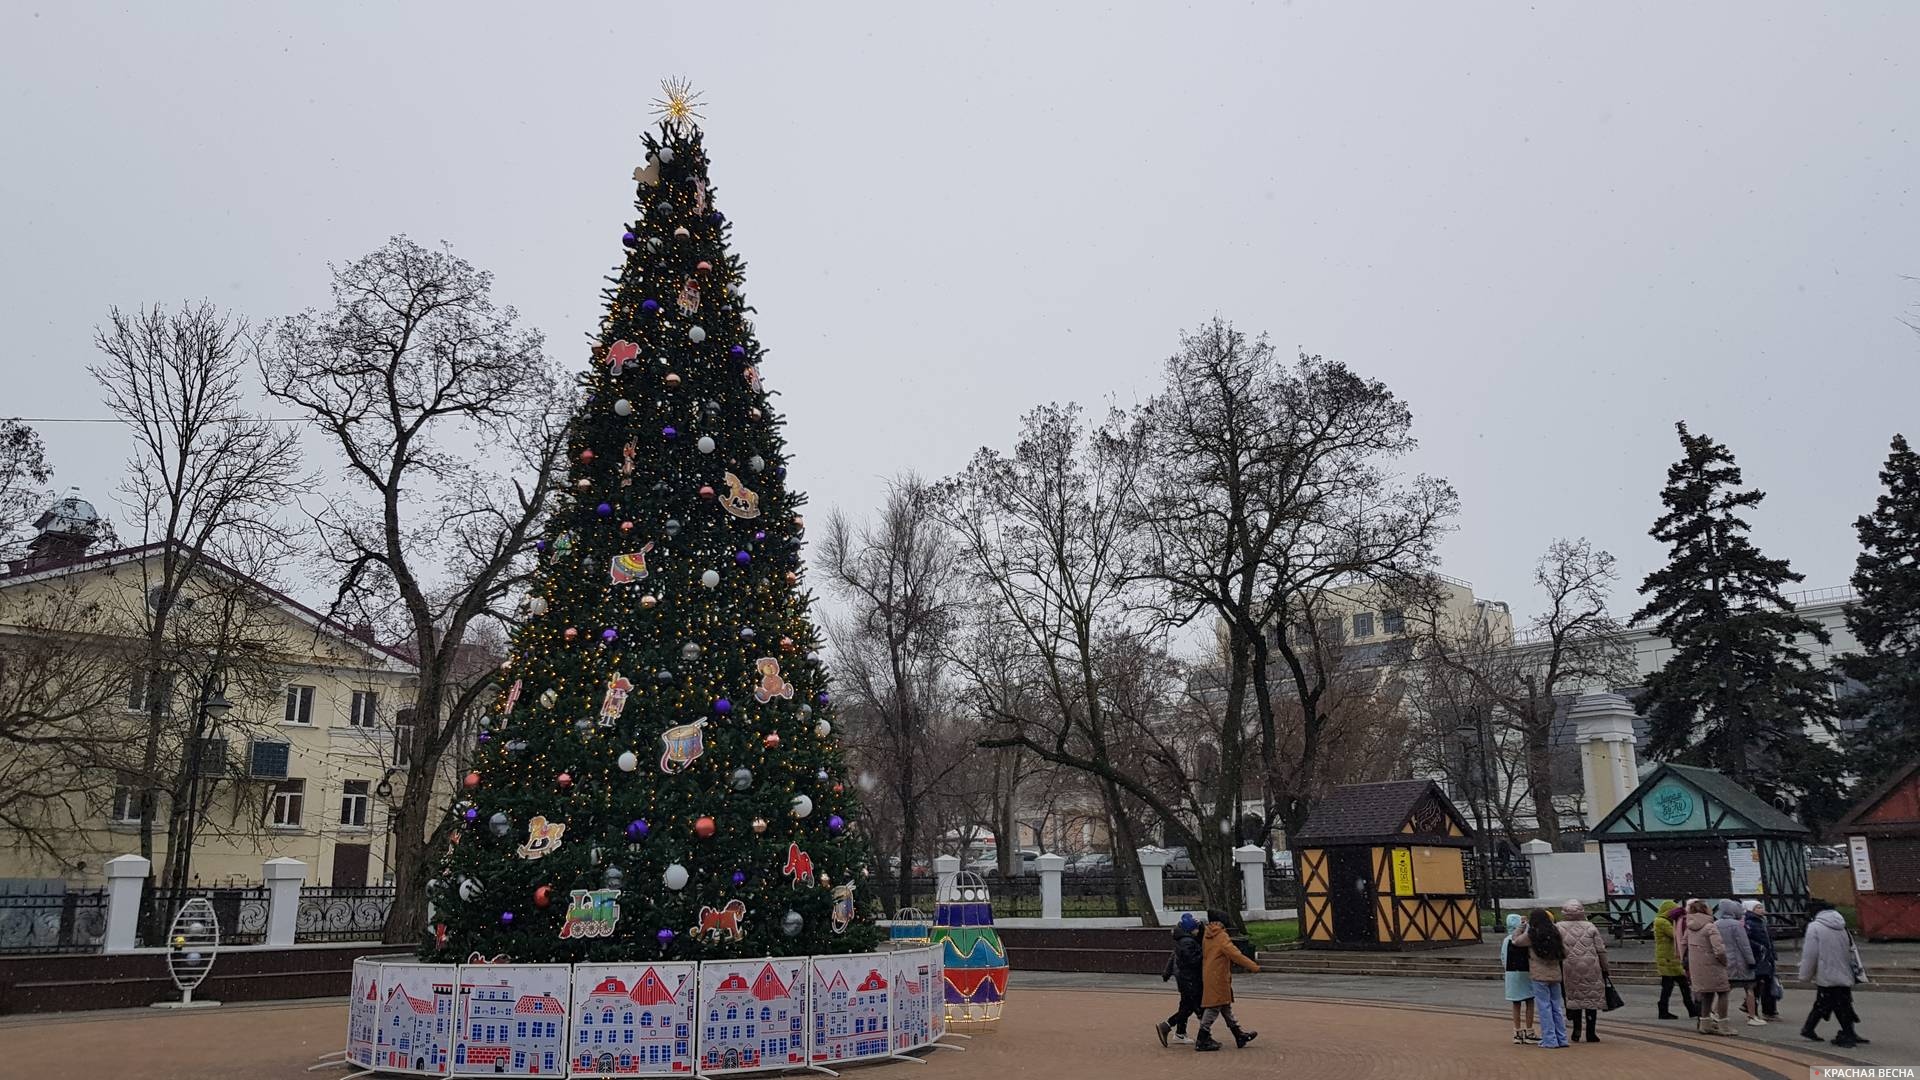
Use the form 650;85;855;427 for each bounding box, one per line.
426;90;876;963
1633;423;1845;820
1837;433;1920;789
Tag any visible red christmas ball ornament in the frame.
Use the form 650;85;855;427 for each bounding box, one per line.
621;520;635;532
534;885;553;908
763;732;782;749
793;515;806;531
699;485;716;500
696;260;713;273
785;572;799;586
557;772;573;788
665;372;682;387
580;449;595;463
463;771;481;791
694;816;717;838
564;626;579;641
780;636;795;651
833;783;844;795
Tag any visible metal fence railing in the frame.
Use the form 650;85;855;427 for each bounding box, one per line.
296;886;395;942
137;886;269;947
0;889;110;954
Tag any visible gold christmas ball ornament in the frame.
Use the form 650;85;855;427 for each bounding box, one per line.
665;372;681;387
641;594;659;609
752;816;769;834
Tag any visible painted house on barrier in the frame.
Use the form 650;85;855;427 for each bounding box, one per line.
351;978;379;1056
452;978;566;1074
1292;779;1480;950
812;968;890;1060
1834;760;1920;941
383;982;453;1072
893;961;930;1052
701;963;805;1070
575;969;693;1074
1590;762;1811;934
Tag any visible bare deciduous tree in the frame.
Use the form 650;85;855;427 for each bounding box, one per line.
0;420;54;556
90;301;310;879
1413;537;1634;842
820;476;967;914
1130;319;1457;838
257;236;568;942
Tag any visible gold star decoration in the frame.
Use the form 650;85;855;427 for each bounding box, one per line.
651;77;706;132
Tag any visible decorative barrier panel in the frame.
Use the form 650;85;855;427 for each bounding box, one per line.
347;947;949;1078
569;962;697;1077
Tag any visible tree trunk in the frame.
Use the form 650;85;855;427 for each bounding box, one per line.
1522;703;1561;844
384;776;434;944
1100;779;1155;923
895;746;918;917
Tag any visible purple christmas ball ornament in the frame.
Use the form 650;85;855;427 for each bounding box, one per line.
663;426;677;440
816;691;831;706
501;911;515;924
729;345;746;358
602;628;618;642
465;808;479;821
622;231;638;248
735;550;751;565
714;698;732;715
642;298;660;314
597;503;613;516
656;928;675;945
753;531;767;542
732;871;746;885
627;819;650;839
535;540;548;553
828;814;845;833
712;211;726;224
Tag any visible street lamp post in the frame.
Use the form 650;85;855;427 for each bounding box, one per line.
1457;710;1498;925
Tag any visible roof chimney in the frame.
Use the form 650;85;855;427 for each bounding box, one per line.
15;489;104;572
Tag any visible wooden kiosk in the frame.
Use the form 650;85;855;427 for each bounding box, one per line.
1833;760;1920;941
1293;780;1480;950
1589;763;1811;935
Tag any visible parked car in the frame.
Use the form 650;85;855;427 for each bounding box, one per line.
967;850;1039;876
1270;849;1294;870
1160;846;1193;872
1068;852;1113;874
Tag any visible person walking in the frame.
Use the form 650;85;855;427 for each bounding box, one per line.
1799;901;1870;1049
1156;913;1204;1046
1193;910;1259;1052
1501;913;1538;1044
1682;899;1735;1035
1557;900;1610;1042
1714;898;1757;1030
1513;907;1569;1049
1741;900;1778;1024
1652;900;1698;1020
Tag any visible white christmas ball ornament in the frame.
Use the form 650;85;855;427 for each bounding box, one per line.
614;398;633;416
688;326;706;343
617;750;639;772
459;877;482;902
791;794;814;819
748;455;765;473
647;237;664;252
814;719;832;738
528;597;548;616
657;146;675;164
701;570;721;589
663;863;690;891
697;436;716;454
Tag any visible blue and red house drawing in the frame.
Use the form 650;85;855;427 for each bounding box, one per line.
571;968;694;1075
380;981;452;1073
700;963;805;1071
453;977;566;1075
811;966;890;1062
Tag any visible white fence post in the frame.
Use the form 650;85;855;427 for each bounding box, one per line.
1234;846;1266;913
1034;853;1066;920
1136;848;1171;918
933;854;961;899
263;857;307;947
104;853;150;953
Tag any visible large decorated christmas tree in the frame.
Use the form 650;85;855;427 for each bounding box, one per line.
425;83;877;963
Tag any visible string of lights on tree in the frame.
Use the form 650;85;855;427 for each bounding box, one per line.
423;80;878;963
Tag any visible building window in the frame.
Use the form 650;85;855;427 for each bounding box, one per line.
1353;612;1374;638
270;778;305;827
1317;616;1343;643
284;684;316;725
110;783;144;824
393;707;414;767
126;671;172;714
1382;609;1406;635
349;690;378;728
340;780;371;828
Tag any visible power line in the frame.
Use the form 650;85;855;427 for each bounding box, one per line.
6;415;312;424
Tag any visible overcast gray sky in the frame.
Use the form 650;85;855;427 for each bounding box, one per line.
5;2;1917;623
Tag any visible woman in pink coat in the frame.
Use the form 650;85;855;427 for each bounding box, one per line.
1680;898;1734;1035
1555;900;1610;1042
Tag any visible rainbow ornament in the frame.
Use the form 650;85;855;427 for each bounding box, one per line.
930;872;1008;1022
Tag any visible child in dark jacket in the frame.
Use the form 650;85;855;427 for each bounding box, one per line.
1157;913;1204;1045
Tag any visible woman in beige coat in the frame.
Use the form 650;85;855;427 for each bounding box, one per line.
1680;898;1734;1035
1556;900;1610;1042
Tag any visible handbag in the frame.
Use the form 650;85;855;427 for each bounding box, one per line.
1847;931;1869;984
1769;975;1785;1001
1602;978;1624;1012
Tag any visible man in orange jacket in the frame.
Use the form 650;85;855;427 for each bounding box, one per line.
1195;909;1260;1052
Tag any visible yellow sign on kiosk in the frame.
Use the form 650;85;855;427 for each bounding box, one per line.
1391;848;1415;897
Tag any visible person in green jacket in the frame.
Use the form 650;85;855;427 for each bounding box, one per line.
1652;899;1698;1020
